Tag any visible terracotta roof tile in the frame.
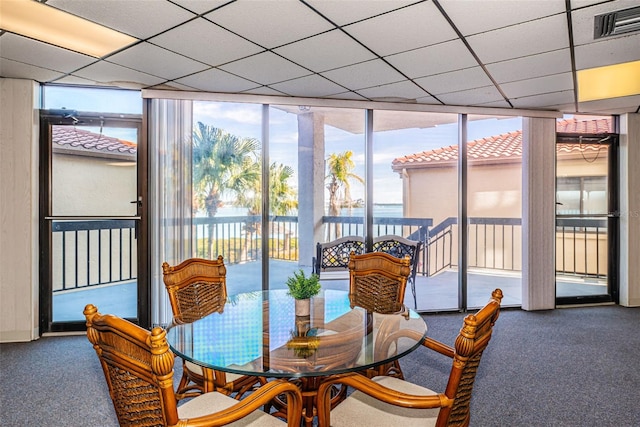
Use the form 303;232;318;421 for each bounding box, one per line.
392;117;612;170
53;126;137;155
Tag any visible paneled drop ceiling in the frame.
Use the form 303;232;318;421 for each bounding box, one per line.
1;0;639;114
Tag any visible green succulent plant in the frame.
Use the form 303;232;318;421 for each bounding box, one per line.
286;269;321;300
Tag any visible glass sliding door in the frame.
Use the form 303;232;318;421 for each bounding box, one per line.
466;115;523;309
268;106;303;289
556;116;617;304
373;110;458;311
191;101;263;294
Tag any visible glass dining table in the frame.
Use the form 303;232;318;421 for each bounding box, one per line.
166;289;427;426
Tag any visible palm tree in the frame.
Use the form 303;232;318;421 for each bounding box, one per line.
326;151;364;239
236;162;298;257
192;122;260;258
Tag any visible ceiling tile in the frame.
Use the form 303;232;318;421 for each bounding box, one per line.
414;67;493;95
53;74;103;86
473;99;513;109
72;60;166;87
415;95;441;105
439;0;565;36
0;33;95;73
149;18;263;67
242;86;288;96
305;0;416;26
172;0;233;15
150;81;200;91
574;34;640;70
205;0;334;49
273;30;376;72
467;14;569;64
356;80;430;101
486;49;572;83
437;85;505;106
510;90;575;109
270;74;347;97
174;68;260;92
343;2;457;56
501;72;574;99
220;52;310;85
577;94;640;114
47;0;195;39
571;0;640;46
324;91;369;101
106;42;209;80
386;39;478;79
321;59;405;90
0;58;65;82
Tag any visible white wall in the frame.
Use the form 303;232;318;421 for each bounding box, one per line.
0;78;40;342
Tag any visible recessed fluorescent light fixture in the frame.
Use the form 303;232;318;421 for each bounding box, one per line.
0;0;138;58
577;60;640;102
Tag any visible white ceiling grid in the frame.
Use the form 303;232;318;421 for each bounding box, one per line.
0;0;638;114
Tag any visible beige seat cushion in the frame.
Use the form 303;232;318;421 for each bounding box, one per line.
185;360;246;383
178;390;285;426
329;376;440;427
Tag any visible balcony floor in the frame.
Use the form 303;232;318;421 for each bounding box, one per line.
53;260;607;322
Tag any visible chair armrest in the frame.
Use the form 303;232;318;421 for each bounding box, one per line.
179;379;302;427
317;373;453;426
422;337;455;358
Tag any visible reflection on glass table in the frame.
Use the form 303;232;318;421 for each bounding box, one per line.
166;289;427;427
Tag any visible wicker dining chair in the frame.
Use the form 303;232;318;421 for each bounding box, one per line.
347;251;412;379
83;304;302;427
347;251;411;314
316;289;503;427
162;256;261;400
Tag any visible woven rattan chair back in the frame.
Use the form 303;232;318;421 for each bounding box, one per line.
162;256;228;324
348;252;411;313
439;288;503;426
84;304;181;427
162;256;260;399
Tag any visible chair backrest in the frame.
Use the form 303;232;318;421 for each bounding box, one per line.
372;235;422;283
84;304;180;427
440;288;503;426
162;256;228;323
348;251;411;313
314;236;365;274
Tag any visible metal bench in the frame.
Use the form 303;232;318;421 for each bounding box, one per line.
373;235;422;309
313;235;422;307
313;236;365;280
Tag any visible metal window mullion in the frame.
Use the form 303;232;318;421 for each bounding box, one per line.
86;229;91;287
458;114;468;311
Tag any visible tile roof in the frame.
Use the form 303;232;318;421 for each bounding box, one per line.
53;125;137;155
392;117;612;171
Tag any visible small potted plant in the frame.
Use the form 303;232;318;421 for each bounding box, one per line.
286;269;321;316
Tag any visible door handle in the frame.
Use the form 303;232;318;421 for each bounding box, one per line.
130;196;142;208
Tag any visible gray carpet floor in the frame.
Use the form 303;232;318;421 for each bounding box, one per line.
1;305;639;426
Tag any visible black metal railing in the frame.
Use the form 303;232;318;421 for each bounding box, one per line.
52;215;606;293
556;217;607;278
427;217;522;275
52;219;137;292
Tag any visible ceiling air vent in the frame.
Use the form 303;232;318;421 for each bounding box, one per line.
594;6;640;39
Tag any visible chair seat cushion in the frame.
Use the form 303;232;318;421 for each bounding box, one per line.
185;360;247;383
178;390;285;426
329;376;440;426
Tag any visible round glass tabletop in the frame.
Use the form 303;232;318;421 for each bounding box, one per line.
166;289;427;378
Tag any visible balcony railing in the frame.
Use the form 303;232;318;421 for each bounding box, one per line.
51;215;607;292
52;219;137;292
